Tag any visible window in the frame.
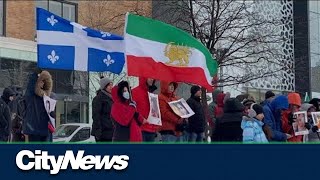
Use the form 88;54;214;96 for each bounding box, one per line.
0;58;37;89
36;0;77;22
53;125;79;138
47;70;89;96
0;0;5;36
49;0;62;16
70;127;90;142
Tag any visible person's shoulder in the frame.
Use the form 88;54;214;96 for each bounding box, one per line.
0;98;6;105
158;94;166;100
243;120;255;128
263;104;271;111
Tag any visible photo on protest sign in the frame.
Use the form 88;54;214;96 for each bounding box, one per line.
168;98;195;118
311;112;320;133
43;95;57;128
292;111;309;136
147;92;162;126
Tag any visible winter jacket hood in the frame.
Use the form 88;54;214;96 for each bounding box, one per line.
301;103;314;112
224;98;245;113
270;95;289;112
132;77;159;133
160;81;178;98
35;71;52;97
212;89;222;103
111;85;143;142
309;98;320;111
288;92;301;107
216;93;226;107
1;88;15;104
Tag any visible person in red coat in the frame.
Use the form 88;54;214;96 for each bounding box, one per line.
111;81;146;142
132;77;159;142
282;92;310;142
158;81;184;142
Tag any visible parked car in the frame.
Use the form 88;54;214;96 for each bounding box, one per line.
53;123;95;143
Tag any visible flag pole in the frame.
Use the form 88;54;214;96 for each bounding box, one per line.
124;12;133;102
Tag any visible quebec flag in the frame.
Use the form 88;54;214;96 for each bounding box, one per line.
36;8;125;74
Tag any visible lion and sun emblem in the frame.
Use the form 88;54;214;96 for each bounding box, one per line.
164;42;192;67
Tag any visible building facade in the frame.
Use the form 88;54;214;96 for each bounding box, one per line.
0;0;151;126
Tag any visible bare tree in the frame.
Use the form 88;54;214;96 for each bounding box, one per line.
152;1;294;142
153;0;293;99
78;1;151;99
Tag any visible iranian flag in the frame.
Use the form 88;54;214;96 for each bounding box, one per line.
125;13;218;90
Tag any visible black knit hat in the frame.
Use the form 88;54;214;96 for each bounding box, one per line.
265;91;275;100
190;85;201;96
252;104;264;115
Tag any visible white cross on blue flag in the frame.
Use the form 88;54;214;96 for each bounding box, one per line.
36;8;125;74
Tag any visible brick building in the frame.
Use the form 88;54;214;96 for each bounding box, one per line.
0;0;151;128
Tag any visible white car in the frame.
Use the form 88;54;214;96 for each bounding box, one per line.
53;123;96;143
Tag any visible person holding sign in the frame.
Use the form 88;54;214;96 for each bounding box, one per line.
132;77;159;142
111;81;147;142
282;93;310;142
301;103;320;142
159;81;184;142
23;70;52;142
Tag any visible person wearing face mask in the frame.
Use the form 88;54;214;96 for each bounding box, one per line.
132;77;159;142
186;86;206;142
158;81;184;142
0;88;15;142
111;81;147;142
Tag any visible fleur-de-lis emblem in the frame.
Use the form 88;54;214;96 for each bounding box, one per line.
47;15;58;26
103;54;115;67
47;50;59;64
101;31;112;38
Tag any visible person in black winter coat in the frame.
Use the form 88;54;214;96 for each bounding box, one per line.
186;86;206;142
212;98;245;142
91;77;114;142
309;98;320;111
22;71;52;142
0;88;15;142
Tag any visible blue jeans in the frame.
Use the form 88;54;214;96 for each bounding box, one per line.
161;134;178;142
179;131;189;142
189;132;204;142
142;131;156;142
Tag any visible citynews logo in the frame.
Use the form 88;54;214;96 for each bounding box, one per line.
16;150;129;175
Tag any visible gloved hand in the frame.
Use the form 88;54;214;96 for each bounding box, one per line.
312;126;319;133
288;113;296;125
49;111;56;119
134;112;139;119
285;133;292;140
305;123;312;130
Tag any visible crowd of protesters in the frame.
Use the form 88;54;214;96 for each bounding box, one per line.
1;70;320;143
91;76;320;143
